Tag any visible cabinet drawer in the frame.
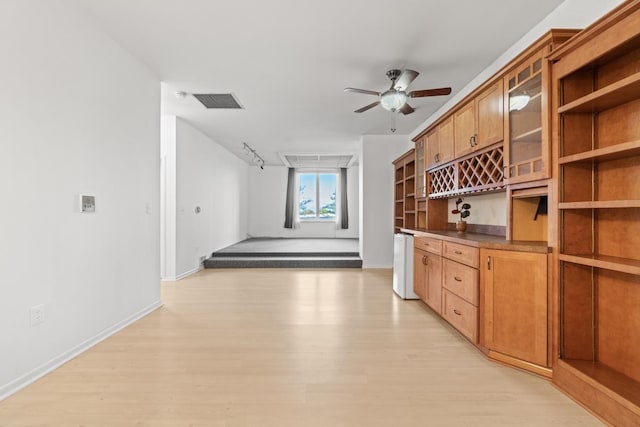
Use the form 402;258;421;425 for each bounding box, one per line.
443;241;479;268
414;236;442;255
442;289;478;343
443;259;479;306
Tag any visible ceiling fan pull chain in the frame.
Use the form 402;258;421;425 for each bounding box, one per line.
390;113;397;133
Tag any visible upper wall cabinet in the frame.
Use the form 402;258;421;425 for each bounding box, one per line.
476;80;505;150
414;30;578;196
503;32;579;185
426;116;455;170
454;80;504;159
454;100;476;158
505;53;545;183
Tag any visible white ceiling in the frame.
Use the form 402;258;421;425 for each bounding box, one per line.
69;0;566;166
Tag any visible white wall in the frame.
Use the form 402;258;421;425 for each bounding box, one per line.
161;117;249;280
410;0;627;139
360;135;413;268
447;193;507;226
248;165;359;238
0;0;160;398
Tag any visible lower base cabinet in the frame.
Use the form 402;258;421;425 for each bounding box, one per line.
414;247;442;314
480;248;548;367
442;289;478;342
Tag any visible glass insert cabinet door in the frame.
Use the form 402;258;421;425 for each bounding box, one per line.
507;56;543;181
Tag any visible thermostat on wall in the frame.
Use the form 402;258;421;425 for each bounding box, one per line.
79;195;95;213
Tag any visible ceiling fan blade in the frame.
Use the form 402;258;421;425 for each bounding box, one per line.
399;103;415;115
409;87;452;98
394;69;419;91
344;87;380;96
354;101;379;113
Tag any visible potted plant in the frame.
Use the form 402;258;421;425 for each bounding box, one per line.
452;198;471;232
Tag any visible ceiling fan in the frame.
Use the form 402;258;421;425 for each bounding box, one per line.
345;69;451;115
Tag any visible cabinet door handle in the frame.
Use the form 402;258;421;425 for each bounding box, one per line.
422;255;428;266
454;276;462;282
453;309;462;316
472;134;477;146
487;256;491;270
468;136;474;148
435;153;440;163
454;250;463;255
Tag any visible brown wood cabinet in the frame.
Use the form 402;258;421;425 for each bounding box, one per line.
480;249;548;368
453;100;476;158
413;30;577;204
503;31;576;184
550;2;640;424
476;80;504;150
426;116;455;170
413;248;427;301
414;235;480;343
424;251;442;314
409;232;550;374
454;81;504;159
413;237;443;314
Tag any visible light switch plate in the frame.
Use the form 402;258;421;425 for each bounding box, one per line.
79;195;95;213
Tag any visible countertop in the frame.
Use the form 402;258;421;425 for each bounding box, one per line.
400;228;550;254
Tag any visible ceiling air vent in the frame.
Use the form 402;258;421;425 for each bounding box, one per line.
193;93;243;109
282;154;354;168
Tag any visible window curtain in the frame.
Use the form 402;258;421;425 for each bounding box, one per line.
340;168;349;229
284;167;295;228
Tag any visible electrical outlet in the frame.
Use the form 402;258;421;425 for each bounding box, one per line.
30;304;45;327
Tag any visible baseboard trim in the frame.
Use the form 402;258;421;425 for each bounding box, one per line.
0;300;162;401
162;265;203;281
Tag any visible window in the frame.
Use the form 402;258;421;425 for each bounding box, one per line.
298;172;337;220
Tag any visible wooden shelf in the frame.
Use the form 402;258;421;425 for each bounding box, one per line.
404;210;415;214
559;200;640;209
560;253;640;276
558;359;640;415
512;127;542;143
559;140;640;164
558;72;640;113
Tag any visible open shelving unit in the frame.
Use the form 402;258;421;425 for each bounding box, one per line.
393;149;416;233
550;2;640;424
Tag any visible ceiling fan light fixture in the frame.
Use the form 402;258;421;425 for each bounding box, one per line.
380;90;407;112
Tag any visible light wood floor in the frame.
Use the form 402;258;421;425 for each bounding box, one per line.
0;269;601;426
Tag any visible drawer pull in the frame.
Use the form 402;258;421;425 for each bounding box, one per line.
454;276;462;282
454;250;463;255
453;309;462;316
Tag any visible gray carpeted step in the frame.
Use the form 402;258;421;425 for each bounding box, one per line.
204;256;362;269
211;251;359;258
